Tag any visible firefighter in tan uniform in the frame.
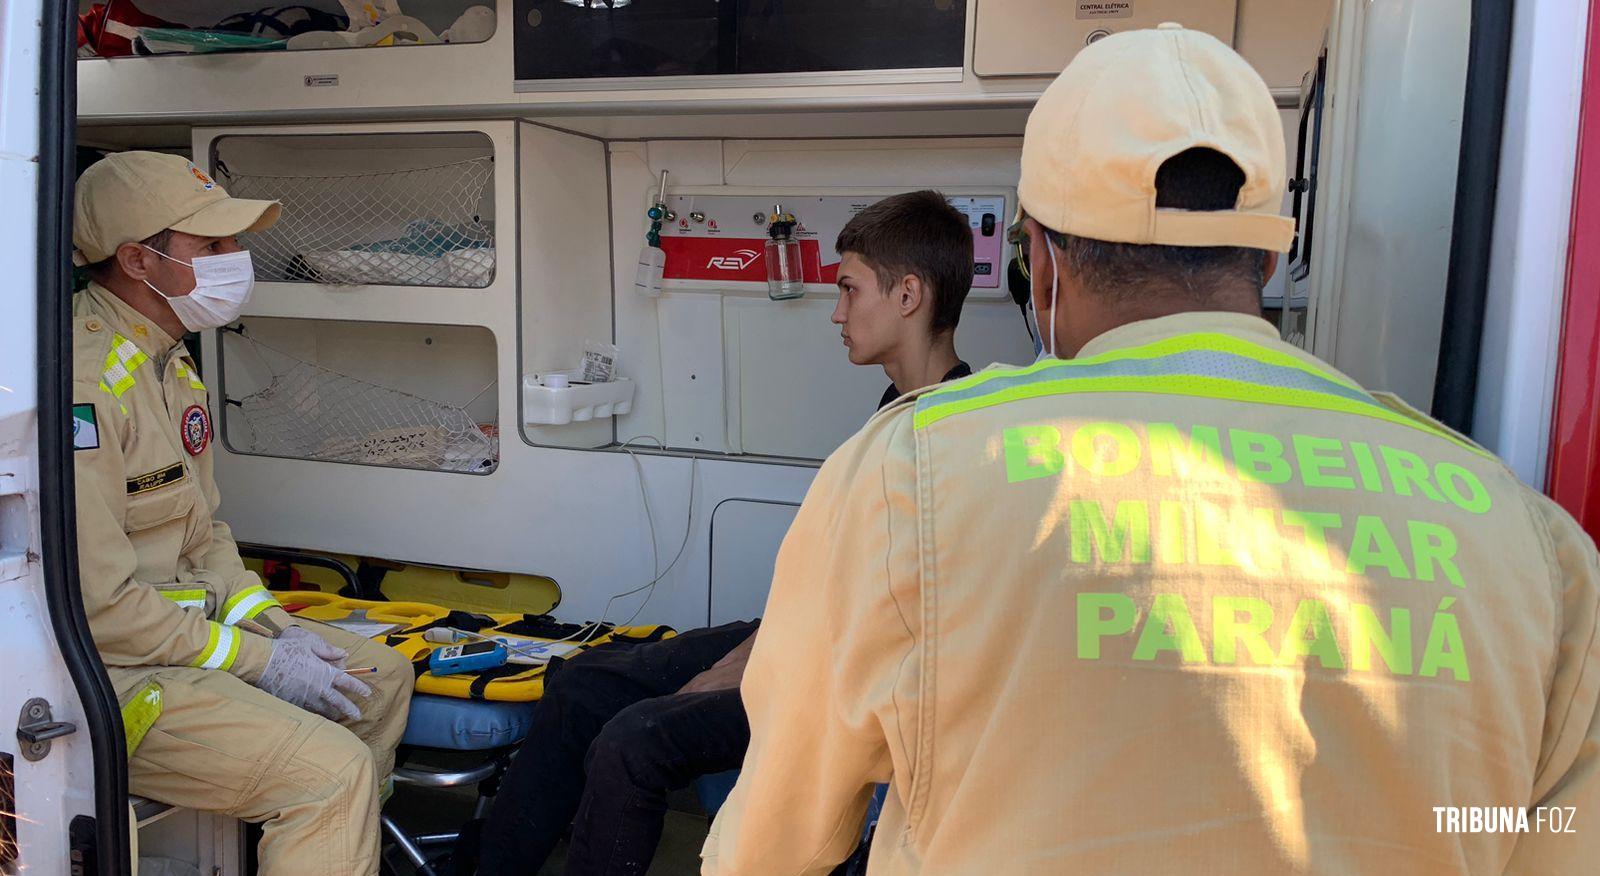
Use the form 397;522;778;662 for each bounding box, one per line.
707;25;1600;876
71;151;412;876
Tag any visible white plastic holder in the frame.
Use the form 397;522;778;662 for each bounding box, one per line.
522;371;636;426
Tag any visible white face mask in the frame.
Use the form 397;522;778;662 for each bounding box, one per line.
1030;238;1063;360
142;246;256;333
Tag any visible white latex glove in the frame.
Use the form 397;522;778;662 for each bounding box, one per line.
255;635;371;723
281;624;349;668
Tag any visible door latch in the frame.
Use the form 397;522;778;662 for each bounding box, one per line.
17;697;77;761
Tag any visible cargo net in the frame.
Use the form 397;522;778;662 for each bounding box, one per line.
220;156;496;288
228;334;498;474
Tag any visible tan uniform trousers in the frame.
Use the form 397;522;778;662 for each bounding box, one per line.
118;621;413;876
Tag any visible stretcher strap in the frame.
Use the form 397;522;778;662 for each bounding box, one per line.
407;609;500;636
467;665;533;700
497;615;612;640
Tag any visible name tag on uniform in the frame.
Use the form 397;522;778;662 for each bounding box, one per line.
72;404;99;451
127;463;184;495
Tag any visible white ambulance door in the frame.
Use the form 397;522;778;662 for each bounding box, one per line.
2;3;133;874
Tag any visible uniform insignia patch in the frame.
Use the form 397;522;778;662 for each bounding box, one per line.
127;463;184;495
181;405;211;456
72;403;99;451
188;162;216;190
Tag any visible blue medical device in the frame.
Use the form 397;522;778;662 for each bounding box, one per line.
428;640;509;676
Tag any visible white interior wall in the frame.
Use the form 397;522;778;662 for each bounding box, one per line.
608;137;1036;457
518;121;614;448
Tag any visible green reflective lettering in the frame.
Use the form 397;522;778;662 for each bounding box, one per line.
1409;521;1466;589
1277;599;1345;669
1212;596;1276;665
1350;442;1385;493
1381;446;1445;502
1230;429;1292;484
1195;500;1241;568
1003;425;1064;484
1158;500;1190;565
1345;515;1412;579
1148;423;1225;478
1070;500;1151;564
1077;593;1136;659
1070;422;1142;478
1281;510;1343;574
1436;463;1492;514
1294;434;1355;490
1350;603;1413;674
1132;594;1207;663
1420;597;1470;681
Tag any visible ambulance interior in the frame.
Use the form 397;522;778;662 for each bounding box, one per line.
70;1;1494;872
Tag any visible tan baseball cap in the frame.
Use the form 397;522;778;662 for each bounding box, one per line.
72;151;281;266
1019;23;1294;252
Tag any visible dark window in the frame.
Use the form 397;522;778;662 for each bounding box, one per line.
514;0;967;81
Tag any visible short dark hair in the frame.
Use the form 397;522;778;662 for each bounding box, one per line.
835;190;974;335
1044;148;1268;303
87;228;174;284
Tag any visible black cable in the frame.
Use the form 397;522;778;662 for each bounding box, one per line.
1431;0;1516;433
38;1;132;872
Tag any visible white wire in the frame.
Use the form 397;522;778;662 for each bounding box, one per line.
529;437;697;649
421;440;699;665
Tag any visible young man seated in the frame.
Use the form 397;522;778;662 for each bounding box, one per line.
472;189;975;876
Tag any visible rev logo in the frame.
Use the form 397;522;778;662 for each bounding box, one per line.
707;249;761;270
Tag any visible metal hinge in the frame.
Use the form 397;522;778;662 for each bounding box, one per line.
17;697;77;761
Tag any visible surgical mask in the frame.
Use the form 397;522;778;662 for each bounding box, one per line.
143;247;255;333
1029;239;1063;360
1027;299;1045;360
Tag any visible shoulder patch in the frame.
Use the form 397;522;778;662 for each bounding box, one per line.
72;403;99;451
180;405;211;456
127;462;184;496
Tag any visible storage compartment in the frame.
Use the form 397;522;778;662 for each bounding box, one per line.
973;0;1239;78
219;317;499;474
75;1;497;58
213;131;497;288
513;0;966;85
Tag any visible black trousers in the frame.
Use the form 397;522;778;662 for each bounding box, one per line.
476;620;759;876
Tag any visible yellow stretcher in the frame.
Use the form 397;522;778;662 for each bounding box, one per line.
244;553;563;616
280;591;674;702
